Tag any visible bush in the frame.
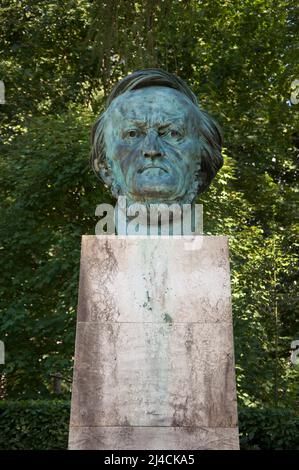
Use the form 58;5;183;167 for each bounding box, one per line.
239;407;299;450
0;401;298;450
0;400;70;450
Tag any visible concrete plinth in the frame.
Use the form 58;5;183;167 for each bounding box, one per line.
69;235;239;450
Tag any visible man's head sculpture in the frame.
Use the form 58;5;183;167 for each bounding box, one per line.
91;69;223;206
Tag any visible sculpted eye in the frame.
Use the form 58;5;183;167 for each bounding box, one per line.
123;129;140;139
128;130;137;137
158;127;183;140
170;129;181;138
167;128;183;139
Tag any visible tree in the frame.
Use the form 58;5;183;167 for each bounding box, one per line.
0;0;298;406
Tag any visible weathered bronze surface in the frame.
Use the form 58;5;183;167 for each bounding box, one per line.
91;69;223;205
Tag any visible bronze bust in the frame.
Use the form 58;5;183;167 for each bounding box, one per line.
91;69;223;206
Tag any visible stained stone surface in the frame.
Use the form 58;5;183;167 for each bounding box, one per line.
69;235;239;450
69;426;240;450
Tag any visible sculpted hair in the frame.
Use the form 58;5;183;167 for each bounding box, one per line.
91;68;223;198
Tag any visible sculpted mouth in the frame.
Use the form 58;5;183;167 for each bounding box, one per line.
138;165;168;174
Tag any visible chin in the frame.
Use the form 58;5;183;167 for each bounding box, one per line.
133;184;179;199
129;190;184;206
131;175;184;198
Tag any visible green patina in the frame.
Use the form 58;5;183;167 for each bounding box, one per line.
91;69;223;206
163;312;173;324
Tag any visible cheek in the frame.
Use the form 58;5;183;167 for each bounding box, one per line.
111;143;140;175
179;140;201;170
111;143;129;160
166;140;199;172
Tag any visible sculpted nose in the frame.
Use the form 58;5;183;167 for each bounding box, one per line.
144;149;163;158
143;132;164;158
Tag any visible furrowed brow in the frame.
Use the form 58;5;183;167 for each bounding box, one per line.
125;118;147;127
125;117;185;128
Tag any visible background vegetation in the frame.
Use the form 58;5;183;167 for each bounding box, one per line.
0;401;298;450
0;0;298;448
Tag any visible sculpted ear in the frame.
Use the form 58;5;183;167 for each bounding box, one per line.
90;113;115;189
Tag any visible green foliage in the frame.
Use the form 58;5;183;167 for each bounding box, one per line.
239;407;299;450
0;0;92;137
0;110;113;397
0;401;298;450
0;400;70;450
0;0;298;424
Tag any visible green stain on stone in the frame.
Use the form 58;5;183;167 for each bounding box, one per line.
163;312;173;324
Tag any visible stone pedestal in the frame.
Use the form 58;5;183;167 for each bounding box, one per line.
68;235;239;450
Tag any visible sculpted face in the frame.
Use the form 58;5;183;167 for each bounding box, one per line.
103;87;202;204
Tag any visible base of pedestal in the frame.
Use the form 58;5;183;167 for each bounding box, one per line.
69;426;239;450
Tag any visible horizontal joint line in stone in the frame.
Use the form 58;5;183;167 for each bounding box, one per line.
76;321;231;324
69;426;238;429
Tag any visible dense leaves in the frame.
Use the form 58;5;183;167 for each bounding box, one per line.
239;407;299;450
0;110;114;397
0;0;298;419
0;400;70;449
